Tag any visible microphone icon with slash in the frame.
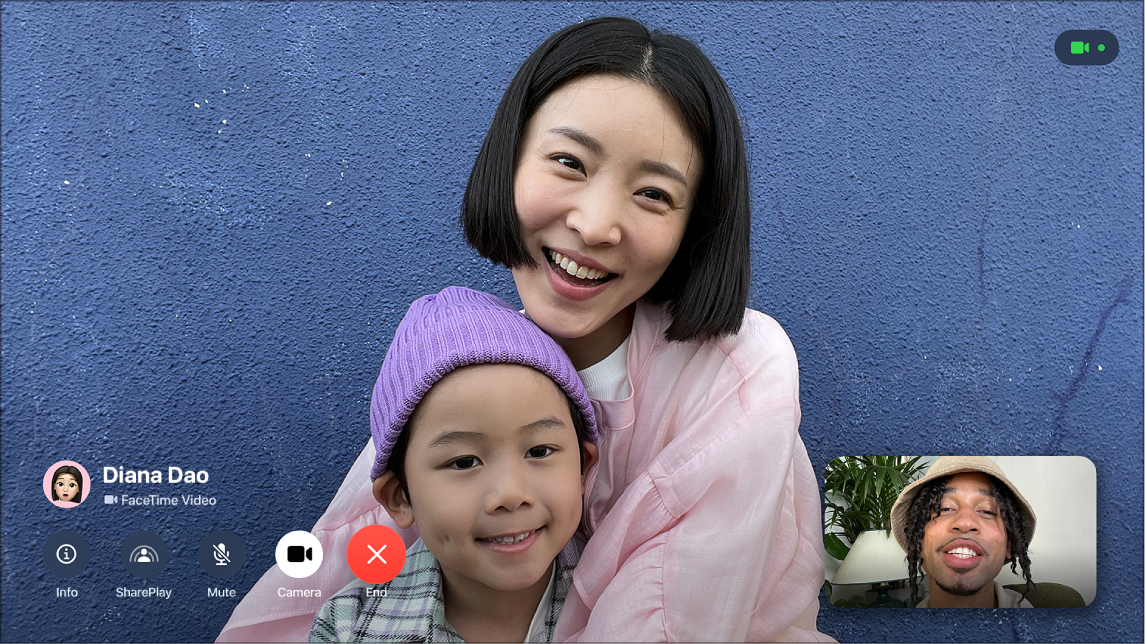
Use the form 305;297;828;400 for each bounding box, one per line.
197;531;246;578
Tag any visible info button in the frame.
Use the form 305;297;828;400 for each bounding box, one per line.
43;531;91;578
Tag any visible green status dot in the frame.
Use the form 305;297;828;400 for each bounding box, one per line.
1098;44;1106;52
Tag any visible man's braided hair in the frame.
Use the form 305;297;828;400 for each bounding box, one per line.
903;474;1033;606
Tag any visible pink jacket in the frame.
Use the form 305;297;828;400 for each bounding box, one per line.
217;301;831;642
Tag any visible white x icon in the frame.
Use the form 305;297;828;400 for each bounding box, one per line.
367;544;387;564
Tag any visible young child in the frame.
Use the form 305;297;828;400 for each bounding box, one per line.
310;286;598;643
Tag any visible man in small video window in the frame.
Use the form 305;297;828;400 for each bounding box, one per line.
890;456;1036;608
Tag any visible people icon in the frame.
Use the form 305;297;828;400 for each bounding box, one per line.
120;531;168;578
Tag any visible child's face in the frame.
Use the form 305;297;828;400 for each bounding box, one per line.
55;473;79;501
387;364;592;594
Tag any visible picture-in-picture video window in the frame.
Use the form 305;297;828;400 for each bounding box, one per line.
1;3;1140;642
823;456;1097;609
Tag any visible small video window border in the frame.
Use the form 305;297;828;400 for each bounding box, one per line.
823;455;1096;608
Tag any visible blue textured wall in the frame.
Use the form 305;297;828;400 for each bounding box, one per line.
2;2;1141;642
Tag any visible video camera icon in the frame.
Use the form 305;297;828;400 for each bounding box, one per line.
275;531;323;579
287;545;313;563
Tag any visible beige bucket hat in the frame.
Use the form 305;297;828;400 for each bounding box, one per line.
890;456;1037;554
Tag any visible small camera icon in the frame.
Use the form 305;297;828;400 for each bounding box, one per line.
287;545;313;562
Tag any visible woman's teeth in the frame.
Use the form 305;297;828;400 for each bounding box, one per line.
548;250;608;281
483;529;536;545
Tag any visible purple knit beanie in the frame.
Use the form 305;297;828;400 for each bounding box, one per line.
369;286;598;480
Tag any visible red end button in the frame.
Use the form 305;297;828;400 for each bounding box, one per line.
347;525;406;585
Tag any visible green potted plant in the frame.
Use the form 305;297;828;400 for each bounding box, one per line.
823;456;928;607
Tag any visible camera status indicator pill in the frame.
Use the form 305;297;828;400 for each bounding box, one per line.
1055;30;1118;66
275;530;323;579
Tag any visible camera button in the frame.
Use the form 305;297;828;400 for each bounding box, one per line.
274;531;323;579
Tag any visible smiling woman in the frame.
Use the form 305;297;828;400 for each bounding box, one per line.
508;75;700;367
220;17;828;643
463;17;752;350
463;18;827;640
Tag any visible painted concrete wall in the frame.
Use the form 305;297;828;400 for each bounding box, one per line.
2;2;1140;641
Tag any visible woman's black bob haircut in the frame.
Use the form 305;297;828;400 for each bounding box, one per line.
463;17;751;343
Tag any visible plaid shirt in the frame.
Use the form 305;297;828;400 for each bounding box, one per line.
310;537;582;643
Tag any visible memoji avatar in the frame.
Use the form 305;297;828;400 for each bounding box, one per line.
52;466;83;504
44;462;89;507
309;287;598;643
